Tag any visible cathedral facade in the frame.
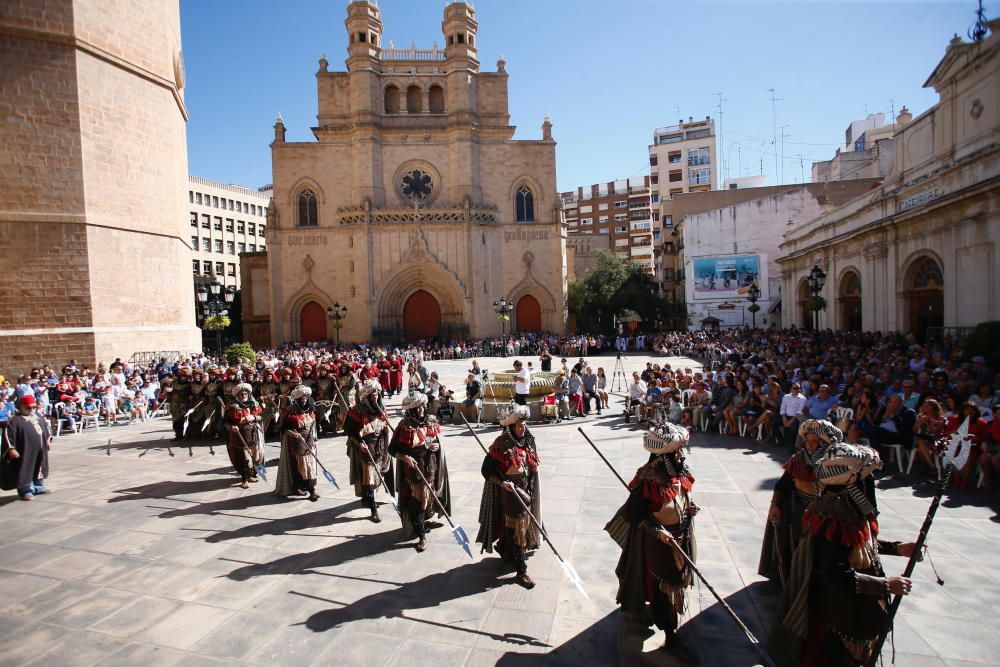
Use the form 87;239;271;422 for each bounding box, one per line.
255;1;567;345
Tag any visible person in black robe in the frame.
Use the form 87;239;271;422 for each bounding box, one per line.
766;443;919;667
1;394;52;499
605;422;699;663
476;404;542;589
388;392;452;552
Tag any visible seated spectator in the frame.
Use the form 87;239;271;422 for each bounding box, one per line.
899;379;921;411
912;399;947;475
969;383;996;419
723;378;750;435
688;381;712;431
805;384;838;421
56;394;79;433
779;382;807;446
862;394;916;453
624;372;646;423
740;383;766;437
976;405;1000;490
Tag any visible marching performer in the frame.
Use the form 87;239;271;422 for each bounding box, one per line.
476;404;542;589
389;350;405;397
334;361;355;433
389;393;452;552
766;443;917;666
344;379;393;522
204;366;224;438
605;422;699;663
259;371;280;439
168;368;193;440
223;383;264;489
275;384;319;501
758;419;840;586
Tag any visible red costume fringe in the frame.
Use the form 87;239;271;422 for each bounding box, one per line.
802;509;879;548
784;456;818;482
628;473;696;505
489;443;539;471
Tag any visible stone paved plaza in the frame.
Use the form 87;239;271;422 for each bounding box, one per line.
1;354;999;666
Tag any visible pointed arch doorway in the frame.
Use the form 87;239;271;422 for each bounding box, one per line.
403;290;441;340
299;301;327;342
515;295;541;332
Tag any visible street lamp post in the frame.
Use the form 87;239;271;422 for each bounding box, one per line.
196;278;235;355
326;302;348;346
806;264;827;331
746;282;760;329
493;298;513;352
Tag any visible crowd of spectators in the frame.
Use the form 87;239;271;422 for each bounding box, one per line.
627;327;1000;490
0;359;164;435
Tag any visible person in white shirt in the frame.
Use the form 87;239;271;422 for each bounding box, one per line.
513;360;530;406
779;382;808;446
625;372;647;423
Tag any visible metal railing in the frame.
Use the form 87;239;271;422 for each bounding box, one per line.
128;351;185;366
926;326;975;343
382;47;446;61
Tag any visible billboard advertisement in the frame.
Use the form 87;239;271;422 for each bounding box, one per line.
691;254;760;300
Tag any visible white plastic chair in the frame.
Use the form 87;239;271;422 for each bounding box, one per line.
54;404;81;437
79;413;100;432
151;401;170;419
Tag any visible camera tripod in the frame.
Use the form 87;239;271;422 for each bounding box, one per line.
610;353;629;393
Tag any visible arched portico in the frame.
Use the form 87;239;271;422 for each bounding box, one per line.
374;263;467;340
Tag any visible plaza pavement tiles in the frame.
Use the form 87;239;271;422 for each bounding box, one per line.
1;354;998;666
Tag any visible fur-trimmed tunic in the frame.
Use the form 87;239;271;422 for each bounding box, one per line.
389;415;452;539
476;430;543;558
605;454;697;633
759;450;821;586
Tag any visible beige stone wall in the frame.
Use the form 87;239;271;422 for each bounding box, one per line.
0;0;199;375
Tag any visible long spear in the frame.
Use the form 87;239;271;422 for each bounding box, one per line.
461;414;587;599
867;430;969;667
576;426;776;667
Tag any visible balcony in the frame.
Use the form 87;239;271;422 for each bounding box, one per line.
382;46;446;61
630;221;652;232
630;245;653;257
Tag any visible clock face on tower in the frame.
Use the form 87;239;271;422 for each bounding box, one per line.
401;169;433;202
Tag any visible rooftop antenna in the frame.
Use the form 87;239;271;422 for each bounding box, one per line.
779;125;790;185
714;92;727;181
799;154;805;184
767;88;782;185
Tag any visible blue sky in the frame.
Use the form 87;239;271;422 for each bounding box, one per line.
182;0;979;191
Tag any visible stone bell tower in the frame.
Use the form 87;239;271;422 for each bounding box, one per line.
344;0;383;70
442;1;478;64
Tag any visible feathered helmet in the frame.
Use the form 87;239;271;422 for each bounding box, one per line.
402;392;428;411
236;383;253;394
290;385;312;400
643;422;690;455
798;419;843;445
358;378;382;399
815;443;882;487
499;404;530;426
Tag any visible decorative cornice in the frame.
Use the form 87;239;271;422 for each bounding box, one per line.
336;205;498;226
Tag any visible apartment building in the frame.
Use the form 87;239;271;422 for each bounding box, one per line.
649;117;718;309
188;176;271;290
562;176;655;275
811;111;901;182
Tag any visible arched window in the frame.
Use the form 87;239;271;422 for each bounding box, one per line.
406;85;422;114
429;85;445;113
297;189;318;227
910;257;943;289
384;85;400;114
515;184;535;222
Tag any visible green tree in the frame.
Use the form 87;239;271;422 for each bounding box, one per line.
569;251;664;333
225;342;256;367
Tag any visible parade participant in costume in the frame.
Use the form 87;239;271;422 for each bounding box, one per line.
275;384;319;500
203;366;224;438
259;371;280;439
223;383;264;489
312;364;335;436
228;367;247;406
389;351;405;397
1;395;52;500
378;354;393;395
278;367;299;398
476;404;542;589
168;368;193;440
334;361;355;433
605;422;700;663
344;379;393;522
389;393;452;552
766;443;917;667
188;368;208;435
300;362;316;392
758;419;842;586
